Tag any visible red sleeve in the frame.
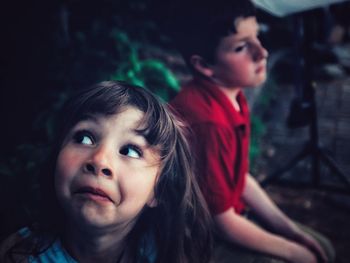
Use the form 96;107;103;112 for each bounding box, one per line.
192;123;238;215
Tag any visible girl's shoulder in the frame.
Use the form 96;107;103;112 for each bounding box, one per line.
0;228;29;263
1;227;76;263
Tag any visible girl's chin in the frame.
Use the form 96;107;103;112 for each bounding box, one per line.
75;215;118;232
68;204;118;229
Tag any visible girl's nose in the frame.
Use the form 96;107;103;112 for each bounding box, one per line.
84;147;113;177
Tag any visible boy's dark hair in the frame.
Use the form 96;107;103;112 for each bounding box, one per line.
163;0;256;69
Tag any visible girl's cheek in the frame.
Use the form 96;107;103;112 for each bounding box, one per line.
54;149;80;196
55;148;81;180
55;150;79;199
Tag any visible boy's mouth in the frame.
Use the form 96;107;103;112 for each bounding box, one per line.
74;186;113;202
255;61;267;74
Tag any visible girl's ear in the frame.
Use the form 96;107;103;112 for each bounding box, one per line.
147;197;158;208
190;55;214;78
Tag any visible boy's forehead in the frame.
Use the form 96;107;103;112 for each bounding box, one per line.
233;16;259;38
215;16;259;51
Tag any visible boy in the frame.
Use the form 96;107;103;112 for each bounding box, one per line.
170;1;334;262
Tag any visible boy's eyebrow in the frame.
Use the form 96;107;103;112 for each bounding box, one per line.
233;26;260;42
232;31;260;43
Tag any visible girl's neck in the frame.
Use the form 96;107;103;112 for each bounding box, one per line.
62;222;133;263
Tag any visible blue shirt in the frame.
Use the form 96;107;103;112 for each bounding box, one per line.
19;227;156;263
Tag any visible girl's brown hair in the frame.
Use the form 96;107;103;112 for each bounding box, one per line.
5;81;212;263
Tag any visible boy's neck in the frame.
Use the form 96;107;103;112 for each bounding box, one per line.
217;85;242;112
195;75;242;111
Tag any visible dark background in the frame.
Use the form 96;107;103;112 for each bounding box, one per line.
1;0;350;260
0;0;181;236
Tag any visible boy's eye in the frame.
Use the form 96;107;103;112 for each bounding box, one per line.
73;130;94;145
119;145;142;158
234;43;247;52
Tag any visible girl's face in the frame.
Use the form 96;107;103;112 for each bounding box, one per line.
55;106;160;232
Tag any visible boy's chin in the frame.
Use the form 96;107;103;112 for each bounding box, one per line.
251;76;267;87
244;81;265;89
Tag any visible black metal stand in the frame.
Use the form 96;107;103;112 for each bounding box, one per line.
261;13;350;192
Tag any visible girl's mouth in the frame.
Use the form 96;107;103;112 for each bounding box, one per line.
74;186;113;203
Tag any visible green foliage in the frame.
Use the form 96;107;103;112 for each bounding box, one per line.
109;29;180;101
249;115;266;164
249;77;278;169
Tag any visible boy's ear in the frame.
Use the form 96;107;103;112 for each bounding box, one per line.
190;55;214;78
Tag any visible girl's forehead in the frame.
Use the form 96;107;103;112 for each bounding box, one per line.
85;106;145;128
67;104;165;149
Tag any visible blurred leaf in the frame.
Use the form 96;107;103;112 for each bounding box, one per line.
139;60;180;91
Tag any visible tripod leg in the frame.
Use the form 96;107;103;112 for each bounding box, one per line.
312;145;321;186
318;149;350;190
261;145;310;187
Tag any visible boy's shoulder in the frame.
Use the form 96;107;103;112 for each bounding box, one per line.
172;91;220;126
170;78;235;126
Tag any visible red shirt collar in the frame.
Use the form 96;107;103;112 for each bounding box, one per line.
191;77;250;128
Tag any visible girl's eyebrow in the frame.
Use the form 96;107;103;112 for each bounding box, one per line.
70;116;103;133
131;128;148;141
74;116;150;145
131;128;153;147
79;114;100;123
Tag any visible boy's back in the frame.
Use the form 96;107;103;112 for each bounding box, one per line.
171;77;250;215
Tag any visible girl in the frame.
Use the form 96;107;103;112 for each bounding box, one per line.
0;81;212;263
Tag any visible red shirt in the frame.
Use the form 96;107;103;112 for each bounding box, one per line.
170;78;250;214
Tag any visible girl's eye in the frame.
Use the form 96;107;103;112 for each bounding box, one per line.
73;130;94;145
119;145;142;159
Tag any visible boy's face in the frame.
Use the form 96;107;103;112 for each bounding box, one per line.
55;106;160;234
207;16;268;89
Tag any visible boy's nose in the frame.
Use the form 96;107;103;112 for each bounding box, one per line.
253;44;268;62
84;147;113;177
